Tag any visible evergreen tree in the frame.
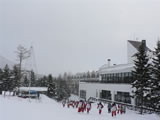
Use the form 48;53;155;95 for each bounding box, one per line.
47;74;56;97
42;76;48;87
87;71;90;78
47;82;56;98
47;74;53;84
131;40;151;114
63;72;68;81
23;76;29;87
0;68;3;93
151;40;160;110
91;70;96;78
55;74;70;101
30;70;36;87
11;65;20;89
2;65;12;91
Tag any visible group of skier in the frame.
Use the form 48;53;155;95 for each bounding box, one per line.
62;99;92;113
78;100;92;113
107;102;126;117
62;99;126;117
97;102;126;116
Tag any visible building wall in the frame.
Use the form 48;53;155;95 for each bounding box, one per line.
127;41;137;63
79;82;135;105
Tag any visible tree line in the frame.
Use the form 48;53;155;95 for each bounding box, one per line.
0;64;79;101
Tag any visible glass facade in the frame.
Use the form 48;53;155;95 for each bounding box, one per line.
80;90;86;99
100;90;111;100
101;72;133;84
115;91;131;104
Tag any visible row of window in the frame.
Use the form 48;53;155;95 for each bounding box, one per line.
100;90;131;104
80;89;132;104
101;72;133;84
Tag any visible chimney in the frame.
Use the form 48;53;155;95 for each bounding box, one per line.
107;59;111;67
142;40;146;50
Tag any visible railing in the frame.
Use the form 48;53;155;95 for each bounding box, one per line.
80;80;131;84
88;97;160;114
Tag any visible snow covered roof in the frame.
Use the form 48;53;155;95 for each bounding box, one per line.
128;40;151;52
99;63;134;74
18;87;48;92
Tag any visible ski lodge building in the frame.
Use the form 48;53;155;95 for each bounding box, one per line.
79;40;153;106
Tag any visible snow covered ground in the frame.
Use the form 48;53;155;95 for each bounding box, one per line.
0;95;159;120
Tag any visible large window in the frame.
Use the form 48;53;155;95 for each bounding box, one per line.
115;91;131;104
101;72;133;84
100;90;111;100
80;90;86;99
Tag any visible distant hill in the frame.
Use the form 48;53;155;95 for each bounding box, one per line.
0;55;15;69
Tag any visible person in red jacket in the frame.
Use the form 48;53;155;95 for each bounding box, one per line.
117;104;122;114
86;102;91;113
111;103;117;117
81;101;85;112
97;102;104;114
78;100;82;113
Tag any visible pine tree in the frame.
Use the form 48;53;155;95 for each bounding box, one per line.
30;70;36;87
47;74;56;97
131;40;151;114
47;82;56;98
11;65;20;89
0;68;3;93
87;71;90;78
41;76;48;87
151;40;160;110
47;74;53;85
23;76;29;87
91;70;96;78
55;74;70;101
2;65;12;91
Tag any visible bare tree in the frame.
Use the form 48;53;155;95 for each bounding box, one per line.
15;45;30;86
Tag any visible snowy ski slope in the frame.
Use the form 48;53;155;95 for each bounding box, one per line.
0;95;159;120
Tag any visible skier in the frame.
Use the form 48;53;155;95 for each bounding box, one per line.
86;102;91;113
117;104;122;114
62;99;66;107
122;105;126;114
108;102;112;113
78;100;82;113
81;101;85;112
84;101;87;111
97;102;104;114
111;103;117;117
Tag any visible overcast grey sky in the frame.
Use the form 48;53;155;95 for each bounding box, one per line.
0;0;160;76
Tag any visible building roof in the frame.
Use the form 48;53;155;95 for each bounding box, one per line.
18;87;48;92
99;63;134;74
128;40;152;52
